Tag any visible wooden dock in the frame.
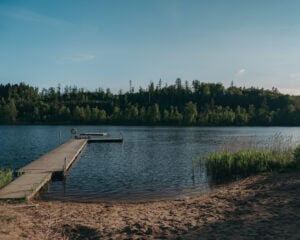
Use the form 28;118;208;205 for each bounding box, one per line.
88;137;123;143
0;139;88;201
80;132;108;136
0;135;124;201
18;139;88;174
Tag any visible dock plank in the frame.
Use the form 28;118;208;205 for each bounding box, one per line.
0;139;87;201
0;172;52;200
80;132;107;136
0;137;123;201
18;139;88;173
88;138;123;143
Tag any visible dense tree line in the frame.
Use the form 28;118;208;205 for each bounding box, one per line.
0;80;299;126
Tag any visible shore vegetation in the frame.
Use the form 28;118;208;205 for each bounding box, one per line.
196;134;300;181
0;169;13;189
0;80;299;125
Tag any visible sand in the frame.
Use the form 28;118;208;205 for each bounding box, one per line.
0;171;299;240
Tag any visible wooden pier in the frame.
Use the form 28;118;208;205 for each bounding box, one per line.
0;136;123;201
80;132;107;137
88;137;123;143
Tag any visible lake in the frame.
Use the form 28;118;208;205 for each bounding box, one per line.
1;126;300;202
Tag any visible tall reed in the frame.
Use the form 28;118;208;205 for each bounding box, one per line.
294;145;300;165
198;133;299;181
0;169;13;189
219;133;295;153
204;150;294;181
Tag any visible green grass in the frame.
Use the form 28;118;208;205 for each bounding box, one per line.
195;134;300;182
294;145;300;164
193;133;300;182
0;169;13;189
202;149;295;181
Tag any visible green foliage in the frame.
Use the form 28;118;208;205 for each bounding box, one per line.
197;134;299;181
202;150;294;181
0;169;13;189
0;81;299;125
184;101;198;124
294;145;300;165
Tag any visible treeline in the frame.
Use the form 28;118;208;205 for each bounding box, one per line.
0;79;299;126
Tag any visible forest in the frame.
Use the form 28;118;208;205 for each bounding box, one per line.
0;79;299;126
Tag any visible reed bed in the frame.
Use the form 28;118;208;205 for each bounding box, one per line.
218;133;295;153
204;150;296;181
198;133;300;181
294;145;300;164
0;169;13;189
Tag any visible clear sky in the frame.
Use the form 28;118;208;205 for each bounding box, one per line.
1;0;300;95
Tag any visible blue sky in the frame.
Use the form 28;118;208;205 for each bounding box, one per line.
0;0;300;94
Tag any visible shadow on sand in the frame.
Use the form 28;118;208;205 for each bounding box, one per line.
61;224;101;240
182;171;300;240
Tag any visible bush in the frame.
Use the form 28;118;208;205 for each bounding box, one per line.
0;169;13;189
294;145;300;165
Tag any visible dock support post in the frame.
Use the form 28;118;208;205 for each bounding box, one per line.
63;157;67;177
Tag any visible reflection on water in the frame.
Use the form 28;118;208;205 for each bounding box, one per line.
0;126;300;202
40;126;300;202
41;127;213;202
0;125;72;170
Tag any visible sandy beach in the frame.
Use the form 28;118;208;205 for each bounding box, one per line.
0;171;299;240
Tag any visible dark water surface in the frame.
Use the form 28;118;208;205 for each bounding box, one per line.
1;126;300;202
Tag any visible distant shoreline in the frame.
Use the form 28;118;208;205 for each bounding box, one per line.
1;82;300;126
1;123;300;127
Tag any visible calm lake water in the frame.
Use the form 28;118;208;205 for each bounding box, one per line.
1;126;300;202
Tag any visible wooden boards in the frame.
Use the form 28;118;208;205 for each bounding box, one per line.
0;139;88;201
0;136;123;201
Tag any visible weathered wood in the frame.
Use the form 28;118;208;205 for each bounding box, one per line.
80;132;107;136
18;139;88;174
88;137;123;143
0;136;123;201
0;172;52;201
0;139;88;201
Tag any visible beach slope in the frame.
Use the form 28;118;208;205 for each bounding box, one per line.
0;171;299;239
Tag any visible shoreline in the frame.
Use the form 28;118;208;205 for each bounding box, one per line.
0;171;299;239
38;184;213;204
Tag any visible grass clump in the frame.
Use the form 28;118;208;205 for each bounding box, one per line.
294;145;300;165
198;133;299;182
204;150;294;181
0;169;13;189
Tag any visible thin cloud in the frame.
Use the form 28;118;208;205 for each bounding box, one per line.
279;88;300;96
57;54;96;64
1;7;100;31
1;8;67;26
235;68;246;77
289;72;300;79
